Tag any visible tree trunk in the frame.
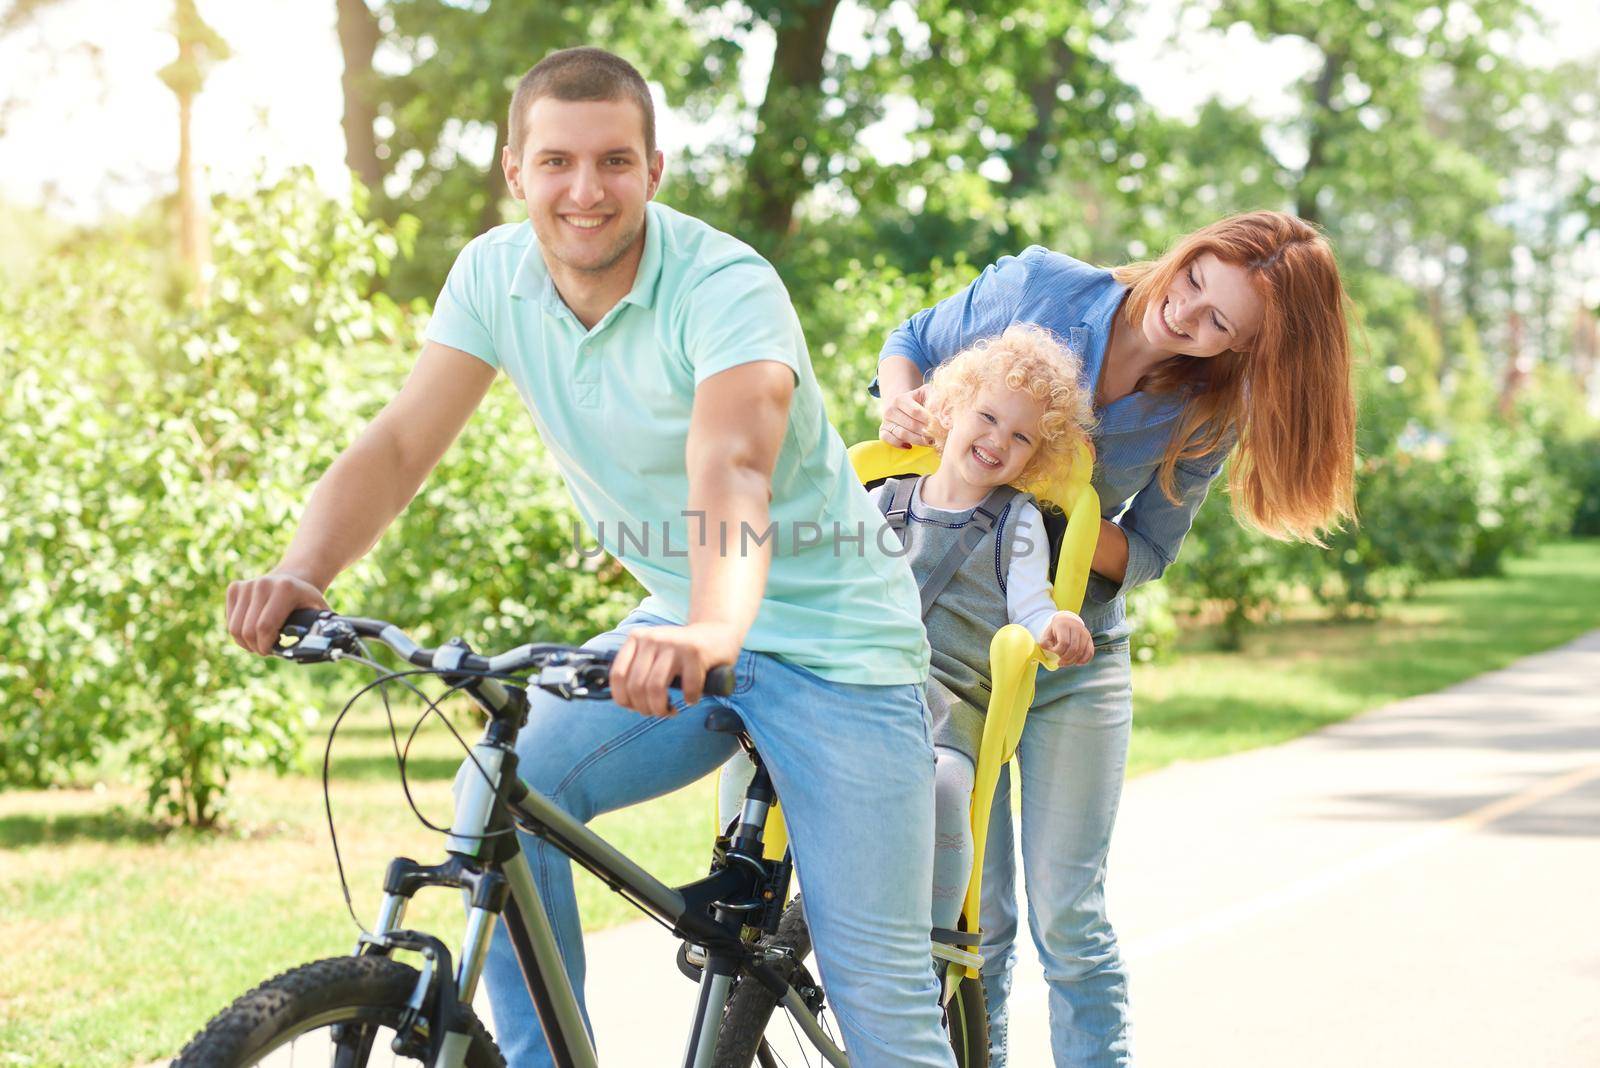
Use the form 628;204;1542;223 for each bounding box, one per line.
1295;49;1341;225
1499;308;1526;418
739;0;841;256
1573;303;1597;392
1004;37;1076;196
159;0;229;304
335;0;383;190
175;83;211;302
479;117;509;234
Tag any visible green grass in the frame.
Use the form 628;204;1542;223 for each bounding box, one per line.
2;539;1598;1066
1129;539;1600;774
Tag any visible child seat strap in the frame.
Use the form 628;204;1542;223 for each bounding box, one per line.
883;476;918;537
881;478;1016;619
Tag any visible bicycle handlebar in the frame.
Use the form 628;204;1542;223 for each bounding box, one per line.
274;608;736;699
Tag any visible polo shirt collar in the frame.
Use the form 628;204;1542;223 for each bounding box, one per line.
506;224;556;311
506;207;665;316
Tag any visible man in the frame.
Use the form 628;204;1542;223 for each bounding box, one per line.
225;47;956;1067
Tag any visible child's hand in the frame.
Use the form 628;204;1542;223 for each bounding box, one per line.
1038;611;1094;666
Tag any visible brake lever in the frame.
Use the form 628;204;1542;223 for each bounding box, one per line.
535;660;612;700
274;616;359;663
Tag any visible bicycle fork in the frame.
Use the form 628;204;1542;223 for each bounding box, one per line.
361;701;602;1068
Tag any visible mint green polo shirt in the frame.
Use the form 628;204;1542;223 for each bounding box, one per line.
425;202;929;685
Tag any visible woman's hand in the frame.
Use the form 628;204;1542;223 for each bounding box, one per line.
880;384;934;449
1038;610;1094;666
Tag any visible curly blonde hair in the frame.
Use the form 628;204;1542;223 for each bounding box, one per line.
925;323;1096;496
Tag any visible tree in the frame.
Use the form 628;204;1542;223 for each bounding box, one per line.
1210;0;1537;255
736;0;843;247
727;0;1158;265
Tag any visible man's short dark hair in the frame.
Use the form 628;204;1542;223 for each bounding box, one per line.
508;47;656;157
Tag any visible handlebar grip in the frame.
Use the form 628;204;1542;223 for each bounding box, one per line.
283;608;329;633
703;664;736;698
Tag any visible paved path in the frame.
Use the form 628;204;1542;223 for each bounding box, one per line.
232;630;1600;1066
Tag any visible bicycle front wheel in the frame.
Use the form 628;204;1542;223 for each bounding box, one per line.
173;955;505;1068
714;897;988;1068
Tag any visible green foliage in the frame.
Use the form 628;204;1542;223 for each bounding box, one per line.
1326;430;1569;604
1165;491;1314;649
1213;0;1536;235
798;255;982;440
0;175;407;825
0;198;67;283
1553;441;1600;537
1165;381;1580;635
157;0;231;97
361;382;644;651
1123;582;1177;663
1514;367;1600;537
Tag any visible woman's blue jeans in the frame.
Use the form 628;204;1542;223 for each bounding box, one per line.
480;610;958;1068
979;640;1135;1067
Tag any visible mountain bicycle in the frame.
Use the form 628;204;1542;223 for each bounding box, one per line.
174;608;978;1068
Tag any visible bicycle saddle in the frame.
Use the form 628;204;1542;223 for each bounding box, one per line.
704;706;747;735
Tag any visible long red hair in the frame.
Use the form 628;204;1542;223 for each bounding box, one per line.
1113;211;1357;543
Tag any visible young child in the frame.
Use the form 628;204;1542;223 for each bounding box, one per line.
873;322;1098;935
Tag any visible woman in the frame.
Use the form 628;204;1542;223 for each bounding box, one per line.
873;210;1356;1067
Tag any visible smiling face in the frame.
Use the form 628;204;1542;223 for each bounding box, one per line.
504;95;664;279
1139;251;1266;358
940;382;1047;490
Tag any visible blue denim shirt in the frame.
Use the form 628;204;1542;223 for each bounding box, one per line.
872;246;1232;647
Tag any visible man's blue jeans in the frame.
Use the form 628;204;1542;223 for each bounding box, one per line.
481;610;958;1068
979;640;1135;1067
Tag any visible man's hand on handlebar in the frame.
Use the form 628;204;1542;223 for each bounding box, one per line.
240;602;739;709
610;621;741;718
226;572;330;656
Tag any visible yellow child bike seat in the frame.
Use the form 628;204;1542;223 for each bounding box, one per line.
847;438;1101;979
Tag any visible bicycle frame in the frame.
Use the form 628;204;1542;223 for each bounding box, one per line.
354;669;848;1068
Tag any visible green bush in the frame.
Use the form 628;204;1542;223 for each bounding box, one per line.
1320;422;1576;615
360;380;644;651
1550;438;1600;536
1451;431;1576;575
0;175;409;824
1163;490;1311;648
1514;368;1600;537
1124;582;1177;663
